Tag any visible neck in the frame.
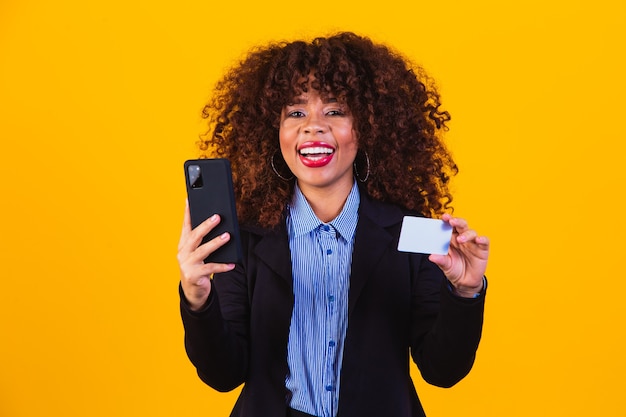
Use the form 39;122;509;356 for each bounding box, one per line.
298;180;354;223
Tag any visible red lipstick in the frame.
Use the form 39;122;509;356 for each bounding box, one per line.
298;142;335;168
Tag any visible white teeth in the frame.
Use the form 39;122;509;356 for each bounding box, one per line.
299;147;334;155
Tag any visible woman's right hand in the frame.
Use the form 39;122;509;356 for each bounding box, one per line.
177;201;236;311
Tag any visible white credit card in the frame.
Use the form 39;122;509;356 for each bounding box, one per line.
397;216;453;255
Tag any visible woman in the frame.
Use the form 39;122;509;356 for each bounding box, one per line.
177;32;490;417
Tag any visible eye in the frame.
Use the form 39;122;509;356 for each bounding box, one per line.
287;110;305;118
326;109;346;117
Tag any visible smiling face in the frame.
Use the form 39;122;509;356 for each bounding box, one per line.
279;89;358;196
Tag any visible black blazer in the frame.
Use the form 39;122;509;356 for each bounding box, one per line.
180;188;486;417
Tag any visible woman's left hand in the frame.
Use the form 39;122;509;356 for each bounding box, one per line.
428;213;490;298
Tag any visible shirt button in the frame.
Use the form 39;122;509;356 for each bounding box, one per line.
325;385;334;391
328;295;335;302
323;225;330;232
326;249;332;255
329;340;336;347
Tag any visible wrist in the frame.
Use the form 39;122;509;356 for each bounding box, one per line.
179;282;213;312
448;277;486;299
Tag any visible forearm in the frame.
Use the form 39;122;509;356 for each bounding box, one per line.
180;284;248;391
412;279;486;387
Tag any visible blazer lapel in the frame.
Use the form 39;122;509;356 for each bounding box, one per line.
253;223;293;285
348;191;404;316
248;191;405;314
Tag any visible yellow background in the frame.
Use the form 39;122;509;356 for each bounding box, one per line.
1;0;624;416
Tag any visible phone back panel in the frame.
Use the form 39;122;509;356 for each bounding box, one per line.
184;158;242;264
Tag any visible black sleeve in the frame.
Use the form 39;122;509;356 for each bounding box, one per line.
410;257;487;388
179;264;250;392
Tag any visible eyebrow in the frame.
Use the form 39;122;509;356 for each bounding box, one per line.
287;96;339;105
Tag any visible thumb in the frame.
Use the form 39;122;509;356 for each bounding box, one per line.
428;253;451;270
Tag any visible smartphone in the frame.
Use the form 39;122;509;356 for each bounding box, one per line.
184;158;242;264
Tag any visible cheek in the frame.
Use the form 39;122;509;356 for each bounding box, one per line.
278;121;296;142
343;128;359;151
278;129;295;166
278;129;289;153
347;131;360;162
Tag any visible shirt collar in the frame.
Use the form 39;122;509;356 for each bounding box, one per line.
288;181;360;241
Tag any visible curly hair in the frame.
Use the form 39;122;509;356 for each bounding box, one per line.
198;32;458;228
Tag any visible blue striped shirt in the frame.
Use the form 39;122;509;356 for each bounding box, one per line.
285;182;360;417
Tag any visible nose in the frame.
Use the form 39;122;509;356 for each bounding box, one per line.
302;113;327;135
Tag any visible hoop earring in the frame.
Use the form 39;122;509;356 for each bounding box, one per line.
354;149;370;183
271;151;294;181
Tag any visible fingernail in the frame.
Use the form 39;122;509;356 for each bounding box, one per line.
220;232;229;240
210;214;218;222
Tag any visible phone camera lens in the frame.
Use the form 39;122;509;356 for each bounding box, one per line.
188;165;203;189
